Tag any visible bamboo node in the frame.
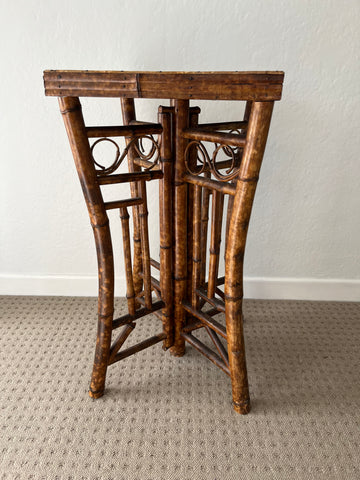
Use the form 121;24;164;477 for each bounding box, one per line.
60;104;82;115
91;219;110;229
238;175;259;183
223;293;243;302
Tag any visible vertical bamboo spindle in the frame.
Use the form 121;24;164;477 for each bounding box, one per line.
200;172;211;288
158;107;174;349
207;190;224;299
187;107;200;311
58;96;114;399
170;99;189;357
225;101;274;414
119;207;136;316
121;98;143;305
138;180;152;309
192;184;202;309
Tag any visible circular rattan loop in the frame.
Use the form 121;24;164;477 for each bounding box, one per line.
91;137;121;175
135;135;158;163
211;144;240;181
184;141;209;176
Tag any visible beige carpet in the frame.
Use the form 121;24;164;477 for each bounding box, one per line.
0;296;359;480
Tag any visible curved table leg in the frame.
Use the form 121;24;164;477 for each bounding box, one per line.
89;222;114;398
58;96;114;399
225;101;274;413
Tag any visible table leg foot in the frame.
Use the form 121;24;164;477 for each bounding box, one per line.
89;388;105;399
233;399;251;415
169;346;186;357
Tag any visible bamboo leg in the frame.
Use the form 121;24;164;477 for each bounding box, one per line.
121;98;143;306
170;99;189;357
59;96;114;399
225;101;274;414
225;101;252;252
158;107;174;348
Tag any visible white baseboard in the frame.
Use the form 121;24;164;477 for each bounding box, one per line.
0;274;359;301
0;274;100;297
244;277;360;302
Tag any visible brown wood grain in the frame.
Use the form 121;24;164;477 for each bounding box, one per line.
44;70;284;100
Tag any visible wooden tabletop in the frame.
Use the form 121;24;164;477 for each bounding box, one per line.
43;70;284;101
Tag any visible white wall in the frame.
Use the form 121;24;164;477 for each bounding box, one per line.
0;0;359;301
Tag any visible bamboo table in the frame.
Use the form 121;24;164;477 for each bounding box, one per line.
44;70;284;414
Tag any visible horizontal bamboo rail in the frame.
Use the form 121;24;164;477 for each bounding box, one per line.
196;287;225;313
138;272;161;293
112;300;164;329
150;276;160;292
181;332;230;376
108;323;135;364
203;159;241;172
129;120;157;125
150;258;160;270
202;276;226;290
215;287;225;300
181;305;226;334
133;158;161;170
182;128;246;147
205;326;229;367
86;123;162;137
196;121;248;131
98;170;163;185
182;320;203;333
183;174;236;195
104;197;143;210
108;332;167;365
181;300;227;339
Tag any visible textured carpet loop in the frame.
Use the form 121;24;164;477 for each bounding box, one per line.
0;296;359;479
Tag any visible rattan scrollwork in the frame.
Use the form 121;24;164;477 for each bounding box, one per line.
184;135;243;181
91;135;160;176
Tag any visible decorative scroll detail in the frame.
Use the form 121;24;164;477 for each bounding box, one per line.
91;135;160;176
184;137;243;181
91;137;120;174
222;129;243;159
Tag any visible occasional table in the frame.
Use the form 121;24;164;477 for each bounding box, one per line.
44;70;284;413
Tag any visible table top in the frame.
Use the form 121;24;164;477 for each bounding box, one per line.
43;70;284;101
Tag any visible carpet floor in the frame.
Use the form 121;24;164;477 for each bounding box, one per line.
0;296;359;480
